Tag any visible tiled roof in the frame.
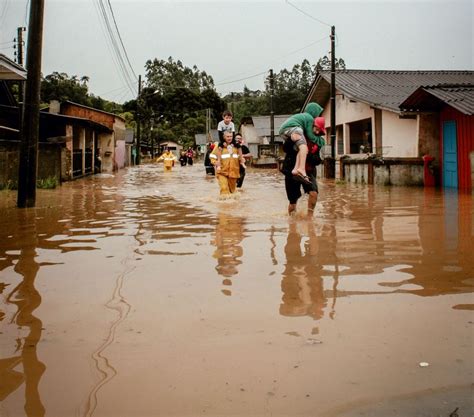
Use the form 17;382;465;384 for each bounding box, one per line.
308;70;474;112
400;85;474;115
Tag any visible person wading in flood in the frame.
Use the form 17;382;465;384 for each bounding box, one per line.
235;133;252;189
210;131;241;196
156;148;177;171
279;102;324;185
281;115;326;217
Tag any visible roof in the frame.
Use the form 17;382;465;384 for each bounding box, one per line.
62;100;125;121
400;84;474;115
251;115;291;137
306;70;474;113
40;110;113;133
0;54;26;80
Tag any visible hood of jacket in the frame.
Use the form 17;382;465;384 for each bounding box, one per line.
304;102;323;118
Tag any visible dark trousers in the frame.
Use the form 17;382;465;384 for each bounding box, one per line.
236;166;246;188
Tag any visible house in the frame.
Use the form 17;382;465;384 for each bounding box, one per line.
303;70;473;188
157;140;182;159
0;54;69;187
400;85;474;190
240;114;291;165
55;101;126;174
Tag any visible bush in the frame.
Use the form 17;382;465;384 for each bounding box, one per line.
37;176;58;189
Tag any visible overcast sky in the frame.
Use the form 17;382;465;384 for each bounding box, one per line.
1;0;472;103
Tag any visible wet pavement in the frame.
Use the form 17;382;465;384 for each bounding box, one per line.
0;162;473;417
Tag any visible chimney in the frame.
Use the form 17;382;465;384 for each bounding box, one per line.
49;100;60;114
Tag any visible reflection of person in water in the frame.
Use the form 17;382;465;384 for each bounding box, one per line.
211;213;245;296
280;220;327;320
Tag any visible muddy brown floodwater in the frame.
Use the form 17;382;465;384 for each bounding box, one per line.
0;163;473;417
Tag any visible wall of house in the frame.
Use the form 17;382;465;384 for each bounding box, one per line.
418;114;440;161
241;125;259;147
322;93;373;125
0;140;61;188
382;111;417;157
98;132;115;172
62;104;115;130
115;140;126;169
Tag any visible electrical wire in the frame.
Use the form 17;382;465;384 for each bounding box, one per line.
214;35;328;88
97;0;135;92
285;0;332;27
106;0;137;80
93;0;137;96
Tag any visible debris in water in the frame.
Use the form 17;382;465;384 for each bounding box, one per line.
306;338;322;345
419;362;429;367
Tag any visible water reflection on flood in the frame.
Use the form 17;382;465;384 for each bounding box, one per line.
0;163;472;417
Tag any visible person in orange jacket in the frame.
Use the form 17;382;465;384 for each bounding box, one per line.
210;131;241;195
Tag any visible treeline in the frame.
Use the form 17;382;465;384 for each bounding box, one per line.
37;55;345;149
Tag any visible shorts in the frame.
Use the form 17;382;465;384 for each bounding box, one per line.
281;127;306;151
285;169;318;204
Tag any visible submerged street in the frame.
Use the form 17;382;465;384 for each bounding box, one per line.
0;163;472;417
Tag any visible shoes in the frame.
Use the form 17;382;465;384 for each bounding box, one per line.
292;172;311;185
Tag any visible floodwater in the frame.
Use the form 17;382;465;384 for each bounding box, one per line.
0;162;473;417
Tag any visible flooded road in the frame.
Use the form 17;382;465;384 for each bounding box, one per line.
0;163;473;417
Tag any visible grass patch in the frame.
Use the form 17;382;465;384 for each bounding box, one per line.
37;176;58;189
0;180;18;190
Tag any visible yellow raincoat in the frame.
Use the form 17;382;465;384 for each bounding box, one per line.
157;151;176;171
211;143;241;195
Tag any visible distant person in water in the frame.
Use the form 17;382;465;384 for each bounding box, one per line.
156;148;177;171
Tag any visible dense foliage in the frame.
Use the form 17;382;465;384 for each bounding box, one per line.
40;72;123;115
123;57;225;149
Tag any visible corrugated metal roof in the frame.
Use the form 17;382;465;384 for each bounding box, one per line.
400;85;474;115
309;70;474;112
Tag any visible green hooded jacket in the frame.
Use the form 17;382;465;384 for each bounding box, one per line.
279;102;325;148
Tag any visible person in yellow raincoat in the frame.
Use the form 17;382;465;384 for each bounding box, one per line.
210;131;241;195
156;148;176;171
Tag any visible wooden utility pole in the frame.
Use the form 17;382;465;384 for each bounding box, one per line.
16;27;26;66
269;69;274;144
136;74;142;165
17;1;45;208
16;27;26;137
330;25;336;159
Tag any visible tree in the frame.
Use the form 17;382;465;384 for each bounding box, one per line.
124;57;225;148
41;72;90;106
40;72;123;114
315;55;346;71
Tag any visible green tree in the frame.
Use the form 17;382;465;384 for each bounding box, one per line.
40;72;123;114
41;72;91;106
124;57;225;148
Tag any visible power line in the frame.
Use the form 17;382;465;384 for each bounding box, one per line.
106;0;137;80
285;0;332;27
93;0;136;96
214;35;328;88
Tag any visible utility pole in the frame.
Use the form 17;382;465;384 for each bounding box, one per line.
16;27;26;66
269;69;274;144
17;1;45;208
330;26;336;160
15;27;26;141
136;74;142;165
